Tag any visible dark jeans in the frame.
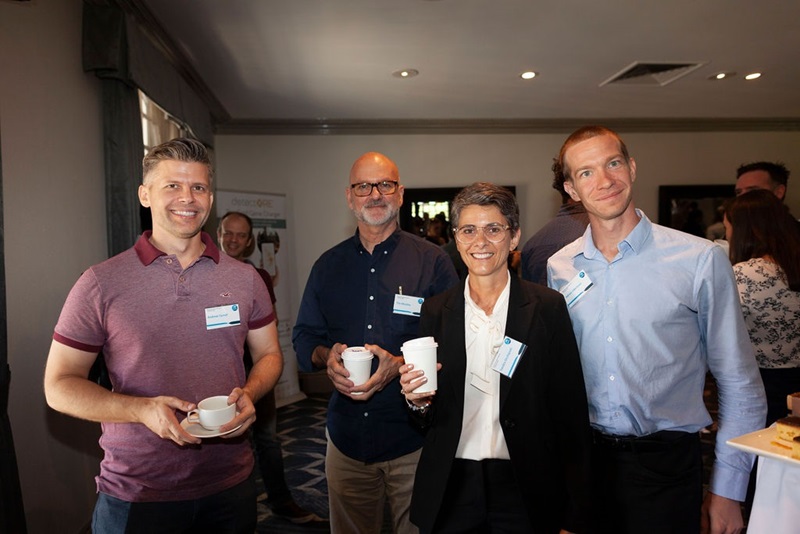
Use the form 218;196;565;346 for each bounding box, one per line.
252;389;292;506
92;471;256;534
591;430;703;534
427;458;532;534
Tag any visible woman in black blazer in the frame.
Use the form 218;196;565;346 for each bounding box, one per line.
400;182;592;533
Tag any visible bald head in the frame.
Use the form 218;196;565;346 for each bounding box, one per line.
349;152;399;183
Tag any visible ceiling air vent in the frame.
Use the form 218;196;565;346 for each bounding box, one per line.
600;61;707;87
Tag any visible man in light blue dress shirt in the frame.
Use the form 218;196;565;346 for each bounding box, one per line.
547;126;766;534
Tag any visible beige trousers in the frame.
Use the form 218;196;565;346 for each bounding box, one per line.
326;433;421;534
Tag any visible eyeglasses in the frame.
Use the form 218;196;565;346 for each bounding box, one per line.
350;181;399;197
453;224;510;244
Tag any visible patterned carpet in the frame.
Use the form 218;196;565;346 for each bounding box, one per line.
256;395;331;533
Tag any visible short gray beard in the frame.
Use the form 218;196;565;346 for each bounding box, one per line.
353;201;398;227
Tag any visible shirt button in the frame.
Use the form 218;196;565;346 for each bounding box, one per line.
179;276;185;283
166;259;173;264
606;299;613;306
369;296;374;301
370;268;375;273
363;412;369;417
367;324;373;330
384;251;388;254
606;336;613;342
609;375;615;381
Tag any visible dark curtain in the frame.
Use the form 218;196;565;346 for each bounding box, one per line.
101;79;145;256
82;1;214;255
0;127;27;533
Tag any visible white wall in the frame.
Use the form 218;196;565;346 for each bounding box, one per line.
1;1;106;532
215;132;800;315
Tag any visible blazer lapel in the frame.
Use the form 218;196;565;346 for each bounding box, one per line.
441;284;467;411
500;275;536;410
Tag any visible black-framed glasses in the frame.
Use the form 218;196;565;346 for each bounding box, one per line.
453;224;510;244
350;181;399;197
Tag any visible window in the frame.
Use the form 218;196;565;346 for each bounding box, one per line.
139;90;191;155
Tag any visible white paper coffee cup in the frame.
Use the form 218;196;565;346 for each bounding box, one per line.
342;346;374;394
401;336;438;393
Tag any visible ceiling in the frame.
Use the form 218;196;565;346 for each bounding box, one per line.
138;0;800;131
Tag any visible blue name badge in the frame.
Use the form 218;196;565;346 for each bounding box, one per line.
393;294;424;317
559;270;593;308
491;336;527;378
205;304;241;330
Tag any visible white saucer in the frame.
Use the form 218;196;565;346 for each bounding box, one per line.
180;418;242;438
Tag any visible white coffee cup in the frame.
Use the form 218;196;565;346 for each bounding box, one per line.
342;346;374;395
186;395;236;430
401;336;438;393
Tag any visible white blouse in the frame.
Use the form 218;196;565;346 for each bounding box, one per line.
456;272;511;460
734;258;800;369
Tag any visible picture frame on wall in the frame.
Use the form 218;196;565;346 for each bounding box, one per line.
657;184;735;240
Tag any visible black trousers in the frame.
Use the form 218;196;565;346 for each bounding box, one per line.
427;458;532;534
591;430;703;534
760;366;800;426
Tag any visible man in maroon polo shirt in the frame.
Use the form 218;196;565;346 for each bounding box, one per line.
44;138;284;533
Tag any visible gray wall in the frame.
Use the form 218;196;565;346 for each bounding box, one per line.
2;1;800;533
1;1;106;532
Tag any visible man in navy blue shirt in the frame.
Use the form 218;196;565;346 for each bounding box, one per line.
521;171;589;286
293;152;458;533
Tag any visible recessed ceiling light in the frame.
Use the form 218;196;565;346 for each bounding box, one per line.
392;69;419;79
709;71;736;80
744;72;762;80
520;71;537;80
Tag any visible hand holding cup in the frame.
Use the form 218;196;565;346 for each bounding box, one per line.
341;346;374;396
186;395;236;430
400;337;440;407
401;337;439;393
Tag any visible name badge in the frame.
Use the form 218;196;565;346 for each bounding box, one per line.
559;270;593;308
491;336;527;378
393;294;424;317
205;304;241;330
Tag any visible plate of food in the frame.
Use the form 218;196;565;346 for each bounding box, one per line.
727;416;800;467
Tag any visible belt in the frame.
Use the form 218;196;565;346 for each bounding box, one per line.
591;429;694;453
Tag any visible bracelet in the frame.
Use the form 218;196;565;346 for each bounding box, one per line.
405;397;430;413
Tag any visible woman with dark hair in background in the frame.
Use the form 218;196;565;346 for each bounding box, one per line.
725;189;800;426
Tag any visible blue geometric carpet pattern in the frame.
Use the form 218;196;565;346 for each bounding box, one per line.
256;395;331;533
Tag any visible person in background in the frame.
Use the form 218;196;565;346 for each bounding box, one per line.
705;205;727;241
521;169;589;286
44;138;283;533
218;211;326;526
735;161;790;200
724;190;800;426
400;182;591;533
547;126;766;534
292;152;458;533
